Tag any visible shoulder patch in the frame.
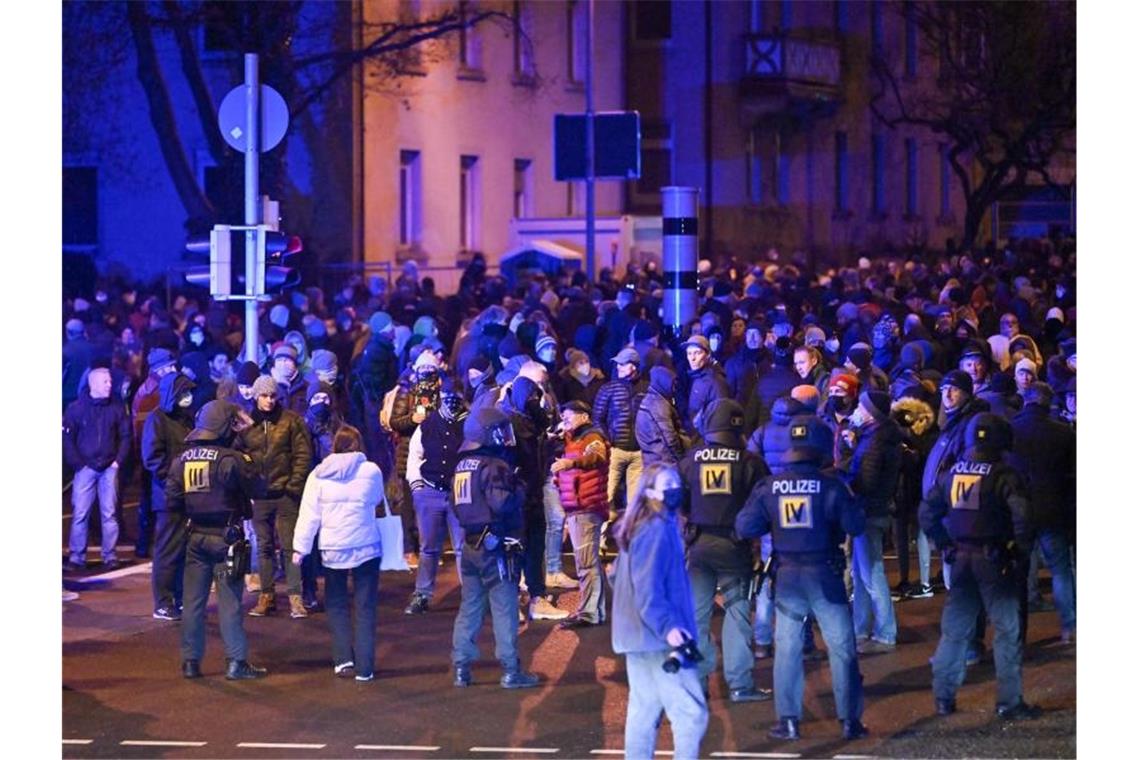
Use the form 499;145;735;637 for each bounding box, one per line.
240;452;253;463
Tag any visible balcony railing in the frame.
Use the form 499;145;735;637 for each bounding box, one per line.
742;33;841;112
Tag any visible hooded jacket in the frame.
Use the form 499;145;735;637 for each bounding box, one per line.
238;403;313;500
63;393;131;472
141;373;196;492
635;367;689;468
890;396;938;516
747;396;822;474
293;452;384;564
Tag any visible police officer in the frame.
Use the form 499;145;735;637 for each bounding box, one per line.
678;399;771;703
450;406;541;689
919;413;1041;721
166;401;266;680
736;414;868;741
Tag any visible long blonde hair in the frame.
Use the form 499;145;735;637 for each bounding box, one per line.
614;462;679;551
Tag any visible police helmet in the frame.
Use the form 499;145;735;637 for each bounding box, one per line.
781;414;833;465
700;398;746;447
965;412;1012;452
461;406;517;450
185;400;236;443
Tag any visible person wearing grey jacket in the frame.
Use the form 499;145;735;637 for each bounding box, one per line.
635;366;690;469
611;462;708;760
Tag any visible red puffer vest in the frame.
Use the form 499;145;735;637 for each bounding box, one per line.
556;425;610;516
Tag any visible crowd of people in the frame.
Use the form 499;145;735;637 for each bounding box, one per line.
62;239;1076;752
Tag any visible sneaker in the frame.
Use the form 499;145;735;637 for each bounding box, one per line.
545;571;578;590
153;606;182;621
289;595;309;619
965;645;984;667
454;665;472;687
355;672;374;682
404;593;430;615
249;592;277;617
557;614;598;630
729;686;773;703
1060;628;1076;645
936;698;957;715
182;660;202;679
62;590;80;602
856;638;897;655
904;583;935;600
529;596;569;621
334;661;355;679
891;581;912;602
102;558;121;570
225;659;268;680
66;560;86;572
404;552;420;569
996;701;1042;721
841;719;868;740
500;670;541;689
302;595;320;612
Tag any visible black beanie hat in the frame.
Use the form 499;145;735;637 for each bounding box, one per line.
847;345;872;371
235;361;260;386
859;390;892;425
940;369;974;396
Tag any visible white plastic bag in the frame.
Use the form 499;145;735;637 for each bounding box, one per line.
376;490;410;572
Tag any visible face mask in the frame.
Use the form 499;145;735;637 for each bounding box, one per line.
441;394;466;419
848;407;868;428
317;369;337;384
709;336;721;353
177;393;193;409
662;488;685;512
309;403;331;423
538;349;556;364
825;337;840;354
826;396;854;416
189;331;204;346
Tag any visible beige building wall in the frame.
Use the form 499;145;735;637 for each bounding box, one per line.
361;0;625;289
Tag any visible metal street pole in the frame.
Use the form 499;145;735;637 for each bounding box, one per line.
243;54;261;364
585;0;595;282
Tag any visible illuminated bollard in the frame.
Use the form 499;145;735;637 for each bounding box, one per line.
661;186;700;336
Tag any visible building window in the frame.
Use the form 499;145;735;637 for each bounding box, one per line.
871;133;887;215
780;0;793;31
633;0;671;42
513;158;533;219
905;138;918;217
568;1;587;84
748;130;763;204
750;0;763;33
871;0;884;57
777;147;791;207
63;167;98;249
399;150;422;248
905;1;918;76
459;1;483;73
834;132;848;212
939;142;952;218
513;1;535;80
833;0;849;34
633;120;673;208
460;155;480;250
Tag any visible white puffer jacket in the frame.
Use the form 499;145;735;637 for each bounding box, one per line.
294;452;384;557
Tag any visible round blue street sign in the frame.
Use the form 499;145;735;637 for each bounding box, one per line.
218;84;289;152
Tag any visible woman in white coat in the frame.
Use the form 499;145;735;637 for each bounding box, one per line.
293;425;384;681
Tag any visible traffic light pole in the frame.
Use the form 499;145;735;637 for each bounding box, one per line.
243;54;262;364
584;0;595;283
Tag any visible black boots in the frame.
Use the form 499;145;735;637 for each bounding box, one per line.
225;659;268;680
768;717;800;741
181;660;202;679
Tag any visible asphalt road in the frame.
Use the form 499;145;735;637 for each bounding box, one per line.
62;550;1076;759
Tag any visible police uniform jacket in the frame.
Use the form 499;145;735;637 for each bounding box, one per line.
450;447;526;539
679;441;767;532
165;442;264;528
735;463;866;564
918;448;1030;552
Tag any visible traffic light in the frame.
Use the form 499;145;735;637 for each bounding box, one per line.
261;229;302;293
184;226;234;298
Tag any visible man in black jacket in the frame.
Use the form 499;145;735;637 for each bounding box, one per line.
1010;383;1076;643
141;372;198;620
593;347;648;513
241;375;313;619
635;366;689;469
64;365;132;570
842;390;902;654
682;335;730;434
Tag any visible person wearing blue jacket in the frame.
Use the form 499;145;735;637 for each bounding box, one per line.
611;462;708;760
292;425;384;682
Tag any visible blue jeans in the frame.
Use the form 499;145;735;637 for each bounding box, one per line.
851;519;897;644
687;534;754;691
544;476;566;574
451;544;521;672
69;465;120;564
1033;530;1076;631
324;557;380;677
773;564;863;722
413;488;463;598
931;548;1023;708
623;650;708;760
180;531;248;662
566;511;605;623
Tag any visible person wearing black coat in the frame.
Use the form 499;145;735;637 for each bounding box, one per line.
681;335;730;435
592;348;648;511
635;366;690;469
141;372;197;618
1009;383;1076;642
842;390;902;652
889;393;940;599
749;341;801;431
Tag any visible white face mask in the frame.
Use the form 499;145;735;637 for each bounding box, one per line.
709;336;721;353
848;407;868;429
177;393;194;408
316;369;337;384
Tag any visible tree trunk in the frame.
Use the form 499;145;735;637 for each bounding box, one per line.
126;3;214;228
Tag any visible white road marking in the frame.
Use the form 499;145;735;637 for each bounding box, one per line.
588;752;669;757
121;740;207;747
832;755;876;760
76;562;152;582
237;742;327;749
470;748;560;754
354;746;440;752
712;753;802;759
62;739;93;745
